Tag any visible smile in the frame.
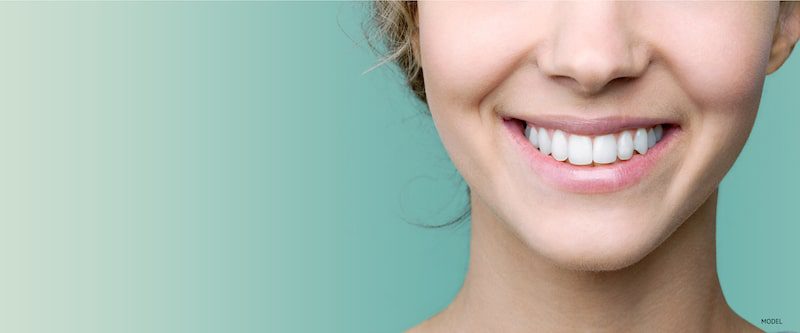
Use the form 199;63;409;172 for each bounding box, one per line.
502;116;682;193
525;123;669;166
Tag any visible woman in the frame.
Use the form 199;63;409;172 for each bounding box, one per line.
371;2;799;332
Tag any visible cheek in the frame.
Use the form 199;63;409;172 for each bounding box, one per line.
650;6;775;112
678;34;768;160
650;8;777;207
672;44;769;117
418;4;547;185
418;4;546;108
644;7;774;183
678;22;772;156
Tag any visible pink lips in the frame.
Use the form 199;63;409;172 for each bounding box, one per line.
503;117;681;194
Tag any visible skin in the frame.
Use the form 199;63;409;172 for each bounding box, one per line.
407;2;800;333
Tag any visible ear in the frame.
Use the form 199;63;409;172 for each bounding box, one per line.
766;2;800;75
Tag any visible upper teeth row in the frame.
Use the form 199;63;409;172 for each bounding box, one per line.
525;124;664;165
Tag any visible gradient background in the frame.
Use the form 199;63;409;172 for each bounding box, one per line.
0;2;796;332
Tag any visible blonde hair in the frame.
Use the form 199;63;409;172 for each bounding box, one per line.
367;2;470;227
367;1;425;103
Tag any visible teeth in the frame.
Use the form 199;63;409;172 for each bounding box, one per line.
525;126;539;147
592;134;617;164
634;128;648;155
617;131;634;161
568;135;593;165
551;130;569;162
523;123;669;166
538;128;551;155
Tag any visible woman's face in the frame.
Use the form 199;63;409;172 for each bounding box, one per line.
417;2;781;270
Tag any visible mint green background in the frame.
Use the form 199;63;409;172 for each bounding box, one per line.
0;2;795;332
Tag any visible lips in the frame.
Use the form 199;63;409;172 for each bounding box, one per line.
502;115;682;194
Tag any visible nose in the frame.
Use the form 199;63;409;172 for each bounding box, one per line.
538;2;650;96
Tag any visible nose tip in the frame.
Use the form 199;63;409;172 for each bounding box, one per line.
538;3;650;96
549;49;649;95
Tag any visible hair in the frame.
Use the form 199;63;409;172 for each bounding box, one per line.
365;1;469;228
366;1;424;104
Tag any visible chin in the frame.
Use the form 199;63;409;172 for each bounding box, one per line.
511;209;674;272
547;243;656;272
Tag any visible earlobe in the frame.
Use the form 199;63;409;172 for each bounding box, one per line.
766;2;800;75
766;36;795;75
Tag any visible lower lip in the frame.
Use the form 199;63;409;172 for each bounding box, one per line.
502;118;681;194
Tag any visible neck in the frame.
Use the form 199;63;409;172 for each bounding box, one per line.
418;189;759;332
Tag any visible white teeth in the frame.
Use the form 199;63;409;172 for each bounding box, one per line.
654;124;663;141
525;125;539;147
617;130;634;161
524;122;669;166
568;135;593;165
634;128;649;155
551;129;569;162
538;127;551;155
592;134;617;164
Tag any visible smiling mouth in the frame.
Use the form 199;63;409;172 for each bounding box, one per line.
523;122;676;166
503;117;680;167
502;116;683;193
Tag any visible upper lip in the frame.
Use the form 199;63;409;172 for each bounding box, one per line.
505;114;680;136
